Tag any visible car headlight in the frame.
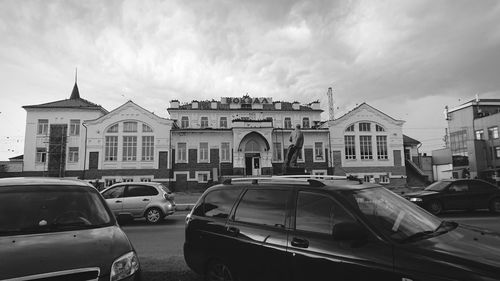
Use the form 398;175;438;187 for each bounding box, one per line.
410;198;423;202
111;251;140;281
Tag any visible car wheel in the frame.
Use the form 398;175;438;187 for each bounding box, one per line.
427;200;443;215
206;260;236;281
489;198;500;213
145;208;163;224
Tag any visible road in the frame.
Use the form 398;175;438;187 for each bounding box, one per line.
122;212;500;281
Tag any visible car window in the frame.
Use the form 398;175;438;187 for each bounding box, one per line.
469;180;495;192
425;181;451;191
449;182;468;192
295;191;355;235
233;189;290;227
0;185;112;236
194;189;241;219
102;185;125;199
126;185;158;197
160;183;172;193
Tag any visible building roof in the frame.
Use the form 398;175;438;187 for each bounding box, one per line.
23;82;108;114
331;102;405;124
448;98;500;113
403;134;421;145
168;100;321;112
8;155;23;161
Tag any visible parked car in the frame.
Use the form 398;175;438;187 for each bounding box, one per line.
404;179;500;214
0;177;141;281
184;176;500;281
101;182;175;224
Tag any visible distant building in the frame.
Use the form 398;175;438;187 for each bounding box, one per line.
327;103;407;187
445;98;500;184
403;135;432;186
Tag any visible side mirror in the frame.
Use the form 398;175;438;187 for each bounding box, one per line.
333;222;368;241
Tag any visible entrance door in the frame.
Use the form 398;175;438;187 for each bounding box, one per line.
245;157;252;176
89;152;99;170
252;157;261;176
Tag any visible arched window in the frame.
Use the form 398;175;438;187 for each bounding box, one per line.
345;124;355;132
376;124;385;132
142;124;153;132
107;123;118;133
245;140;260;152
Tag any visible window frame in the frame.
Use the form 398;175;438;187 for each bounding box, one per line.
220;142;231;162
122;136;137;161
284;117;292;129
199;142;209;163
69;119;80;136
68;147;79;163
376;135;388;160
302;117;310;129
123;121;138;133
201;117;209;129
141;136;154;161
177;142;187;163
314;142;324;162
360;135;373;160
37;119;49;135
272;142;283;162
359;122;371;132
105;136;118;162
488;126;499;139
35;147;47;163
181;116;189;128
220;117;228;128
344;135;356;160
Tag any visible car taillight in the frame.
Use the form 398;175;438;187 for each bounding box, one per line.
164;193;169;200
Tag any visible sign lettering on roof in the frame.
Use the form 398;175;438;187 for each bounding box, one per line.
221;97;272;104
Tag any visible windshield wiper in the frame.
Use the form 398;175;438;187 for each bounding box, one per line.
401;220;457;243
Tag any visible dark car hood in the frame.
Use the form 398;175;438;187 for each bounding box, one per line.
405;190;439;197
0;225;133;280
403;224;500;278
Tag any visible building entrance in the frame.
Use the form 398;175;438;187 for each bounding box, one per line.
245;153;261;176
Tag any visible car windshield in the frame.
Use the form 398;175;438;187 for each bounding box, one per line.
0;185;112;236
424;181;450;191
340;187;444;243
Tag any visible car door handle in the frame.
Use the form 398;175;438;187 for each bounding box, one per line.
142;198;150;201
227;226;240;236
291;237;309;248
115;200;122;203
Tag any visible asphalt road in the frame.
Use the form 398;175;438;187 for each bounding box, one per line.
122;211;500;281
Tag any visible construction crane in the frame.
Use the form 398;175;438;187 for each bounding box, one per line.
327;87;334;120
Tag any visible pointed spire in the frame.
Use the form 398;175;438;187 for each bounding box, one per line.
70;68;80;100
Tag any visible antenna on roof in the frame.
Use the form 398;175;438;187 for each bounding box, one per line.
75;67;78;84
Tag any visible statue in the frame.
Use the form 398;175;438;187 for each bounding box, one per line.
285;124;304;168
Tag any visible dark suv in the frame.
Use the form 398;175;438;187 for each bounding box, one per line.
184;176;500;281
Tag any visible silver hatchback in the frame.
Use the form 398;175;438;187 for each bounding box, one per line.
101;182;175;224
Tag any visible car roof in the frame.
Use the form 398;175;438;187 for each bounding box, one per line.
218;177;380;192
0;177;92;187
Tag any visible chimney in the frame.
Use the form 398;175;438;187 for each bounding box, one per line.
170;100;179;109
292;101;300;110
327;87;334;120
311;100;320;110
192;100;198;109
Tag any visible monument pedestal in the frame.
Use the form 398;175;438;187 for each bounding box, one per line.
284;167;306;175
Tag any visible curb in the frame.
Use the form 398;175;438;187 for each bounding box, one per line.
175;204;195;211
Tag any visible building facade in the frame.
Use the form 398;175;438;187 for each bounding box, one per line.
9;85;411;190
445;98;500;184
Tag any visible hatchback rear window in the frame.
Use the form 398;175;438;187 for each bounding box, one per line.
0;185;112;236
194;189;241;219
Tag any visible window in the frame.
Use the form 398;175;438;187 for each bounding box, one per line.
177;143;187;163
488;126;499;139
364;175;374;183
104;178;117;187
376;124;385;132
199;142;209;162
345;124;354;132
194;189;241;219
234;189;290;227
123;136;137;161
68;147;79;162
123;121;138;132
221;142;230;162
126;185;158;197
295;192;354;235
102;185;125;199
69;119;80;136
142;136;154;161
284;117;292;129
344;135;356;160
105;136;118;161
360;136;373;160
450;130;468;167
496;147;500;159
376;136;388;160
359;122;371;132
475;129;484;140
201;117;209;128
449;182;468;192
107;124;118;133
302;117;310;129
220;117;227;128
273;142;282;162
36;147;47;163
140;178;152;182
197;172;210;183
181;116;189;128
142;124;153;132
37;119;48;135
379;175;390;184
314;142;324;161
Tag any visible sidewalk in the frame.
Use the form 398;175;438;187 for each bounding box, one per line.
174;192;203;211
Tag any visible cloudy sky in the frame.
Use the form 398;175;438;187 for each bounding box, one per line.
1;0;500;161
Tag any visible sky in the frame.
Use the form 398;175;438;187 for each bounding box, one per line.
1;0;500;161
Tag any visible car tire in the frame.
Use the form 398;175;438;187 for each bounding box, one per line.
489;198;500;213
205;260;236;281
427;200;443;215
145;207;163;224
